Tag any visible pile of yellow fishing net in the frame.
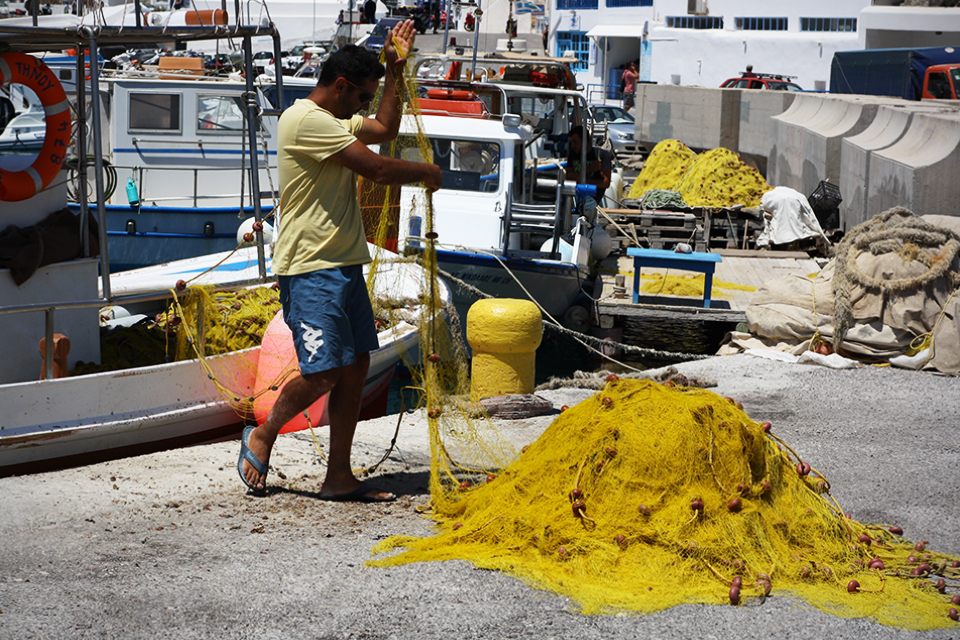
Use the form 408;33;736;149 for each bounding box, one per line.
371;378;960;629
627;140;771;208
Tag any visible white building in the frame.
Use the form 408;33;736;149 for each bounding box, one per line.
546;0;960;94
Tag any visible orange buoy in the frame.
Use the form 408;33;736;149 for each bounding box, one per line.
253;311;328;433
0;53;72;202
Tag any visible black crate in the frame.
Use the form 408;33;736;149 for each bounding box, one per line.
808;181;842;230
808;181;842;214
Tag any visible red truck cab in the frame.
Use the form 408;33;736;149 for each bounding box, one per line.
922;64;960;100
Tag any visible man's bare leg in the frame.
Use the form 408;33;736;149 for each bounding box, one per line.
242;368;339;491
320;353;393;500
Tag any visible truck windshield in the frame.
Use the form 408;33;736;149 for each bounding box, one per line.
952;69;960;98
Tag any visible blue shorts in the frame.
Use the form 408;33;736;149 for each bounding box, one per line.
278;265;380;375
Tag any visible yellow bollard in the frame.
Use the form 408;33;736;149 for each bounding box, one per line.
467;299;542;401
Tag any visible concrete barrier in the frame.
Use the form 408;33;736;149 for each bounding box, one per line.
636;84;740;152
868;111;960;219
768;95;825;192
770;94;887;198
737;91;797;157
838;101;959;230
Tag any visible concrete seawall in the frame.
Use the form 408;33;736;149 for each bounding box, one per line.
635;85;960;228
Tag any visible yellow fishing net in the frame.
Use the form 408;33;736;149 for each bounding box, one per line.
627;140;771;208
627;139;696;198
370;378;960;628
640;273;756;300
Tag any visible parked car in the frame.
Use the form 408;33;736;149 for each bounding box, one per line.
364;17;404;52
251;51;274;76
720;73;803;91
588;104;639;157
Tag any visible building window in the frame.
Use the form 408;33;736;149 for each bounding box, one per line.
556;31;589;71
556;0;597;9
801;17;857;32
735;17;787;31
666;15;723;29
606;0;652;7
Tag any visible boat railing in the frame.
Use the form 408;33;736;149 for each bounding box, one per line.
117;164;277;208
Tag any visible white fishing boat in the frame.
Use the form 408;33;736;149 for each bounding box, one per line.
0;13;446;477
54;69;283;271
0;110;47;152
392;74;618;322
0;243;446;477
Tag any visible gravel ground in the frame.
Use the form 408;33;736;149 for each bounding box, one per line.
1;354;958;639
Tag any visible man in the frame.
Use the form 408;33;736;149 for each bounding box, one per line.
565;125;612;191
363;0;376;25
239;22;442;502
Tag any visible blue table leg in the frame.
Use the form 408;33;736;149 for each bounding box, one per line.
632;261;641;304
703;269;714;308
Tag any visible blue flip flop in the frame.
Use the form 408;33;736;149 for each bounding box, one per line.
238;425;269;496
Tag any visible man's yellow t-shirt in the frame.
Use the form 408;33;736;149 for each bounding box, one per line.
272;100;369;275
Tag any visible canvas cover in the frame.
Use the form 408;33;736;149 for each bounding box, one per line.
720;209;960;374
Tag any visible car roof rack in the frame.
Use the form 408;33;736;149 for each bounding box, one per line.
740;71;798;81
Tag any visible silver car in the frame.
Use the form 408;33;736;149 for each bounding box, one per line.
589;104;640;157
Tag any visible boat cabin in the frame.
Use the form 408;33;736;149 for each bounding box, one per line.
84;75;278;208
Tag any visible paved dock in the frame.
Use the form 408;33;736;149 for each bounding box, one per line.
1;355;957;639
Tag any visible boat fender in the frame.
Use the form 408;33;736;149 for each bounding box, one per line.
253;310;328;433
0;53;71;202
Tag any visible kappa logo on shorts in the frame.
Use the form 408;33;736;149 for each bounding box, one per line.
300;322;325;362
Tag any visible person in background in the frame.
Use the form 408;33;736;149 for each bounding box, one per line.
565;125;611;191
364;0;376;25
622;61;638;111
238;22;443;502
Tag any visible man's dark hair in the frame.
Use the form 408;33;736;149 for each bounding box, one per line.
318;45;385;87
569;125;588;143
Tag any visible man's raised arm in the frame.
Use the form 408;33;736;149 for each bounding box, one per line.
356;20;415;145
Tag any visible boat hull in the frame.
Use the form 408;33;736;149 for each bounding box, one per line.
435;247;590;319
72;203;273;272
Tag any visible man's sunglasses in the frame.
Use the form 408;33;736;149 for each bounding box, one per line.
338;75;375;104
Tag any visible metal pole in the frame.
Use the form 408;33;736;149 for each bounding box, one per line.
442;0;450;54
75;50;90;257
243;35;268;281
272;29;284;108
85;29;112;299
470;1;481;77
